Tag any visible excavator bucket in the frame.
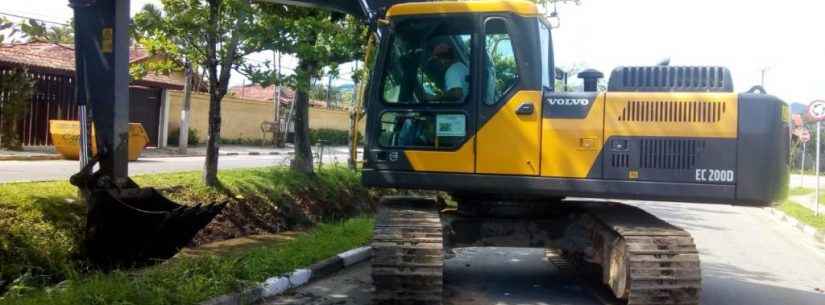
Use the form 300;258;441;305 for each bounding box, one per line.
72;158;224;268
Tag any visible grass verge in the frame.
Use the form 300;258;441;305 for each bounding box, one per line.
788;187;814;196
0;217;374;305
0;166;384;298
778;200;825;230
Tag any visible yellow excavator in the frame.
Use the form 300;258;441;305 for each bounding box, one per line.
68;0;787;303
267;1;789;304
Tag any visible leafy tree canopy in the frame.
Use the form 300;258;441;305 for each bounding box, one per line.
241;5;367;91
132;0;261;81
19;19;73;44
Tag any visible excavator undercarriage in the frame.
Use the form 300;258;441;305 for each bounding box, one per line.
372;196;701;305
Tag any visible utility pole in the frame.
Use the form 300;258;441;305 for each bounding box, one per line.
326;72;334;108
272;51;284;147
178;61;193;154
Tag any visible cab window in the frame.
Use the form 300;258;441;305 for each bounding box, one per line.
381;17;473;104
378;112;467;149
483;18;519;105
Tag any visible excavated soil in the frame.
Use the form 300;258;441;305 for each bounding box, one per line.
159;186;383;248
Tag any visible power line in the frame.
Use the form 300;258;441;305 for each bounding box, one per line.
0;11;69;26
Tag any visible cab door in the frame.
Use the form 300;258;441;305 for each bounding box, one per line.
475;16;542;175
366;15;478;174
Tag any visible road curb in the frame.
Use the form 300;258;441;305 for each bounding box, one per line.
767;207;825;244
198;246;372;305
0;155;63;161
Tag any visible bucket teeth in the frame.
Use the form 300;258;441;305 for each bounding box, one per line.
372;197;444;305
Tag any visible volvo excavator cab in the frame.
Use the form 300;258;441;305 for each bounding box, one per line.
192;1;790;304
359;1;789;205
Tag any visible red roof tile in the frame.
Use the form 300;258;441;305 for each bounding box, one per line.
0;41;182;89
0;42;76;72
228;84;329;107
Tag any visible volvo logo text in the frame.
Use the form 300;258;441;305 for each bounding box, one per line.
547;98;590;106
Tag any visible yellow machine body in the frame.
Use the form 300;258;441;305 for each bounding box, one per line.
361;0;789;205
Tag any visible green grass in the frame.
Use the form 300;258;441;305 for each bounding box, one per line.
0;165;381;298
0;217;375;305
779;200;825;230
788;187;815;196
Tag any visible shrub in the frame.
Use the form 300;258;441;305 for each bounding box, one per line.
309;129;354;146
218;138;270;146
167;128;200;146
0;68;35;150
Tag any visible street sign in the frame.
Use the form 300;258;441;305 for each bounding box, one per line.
794;127;811;143
792;114;804;127
808;100;825;121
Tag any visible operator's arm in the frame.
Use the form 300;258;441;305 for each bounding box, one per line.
424;62;468;102
443;62;469;102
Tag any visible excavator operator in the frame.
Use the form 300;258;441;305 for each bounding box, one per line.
424;41;469;103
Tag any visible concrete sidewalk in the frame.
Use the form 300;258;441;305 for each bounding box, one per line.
790;174;825;189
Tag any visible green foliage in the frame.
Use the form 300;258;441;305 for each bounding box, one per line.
167;128;201;146
0;68;36;150
214;128;358;146
779;200;825;230
789;187;814;196
243;5;368;173
1;217;375;305
243;5;367;92
133;0;263;185
309;128;354;146
0;17;17;43
487;34;518;100
18;19;73;44
217;137;269;146
0;166;379;299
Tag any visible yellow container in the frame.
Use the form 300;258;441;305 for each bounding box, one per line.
49;120;150;161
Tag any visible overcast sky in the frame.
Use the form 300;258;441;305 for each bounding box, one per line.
1;0;822;103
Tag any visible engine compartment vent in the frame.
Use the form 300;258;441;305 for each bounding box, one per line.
608;66;733;92
611;153;630;168
640;139;705;170
618;100;726;123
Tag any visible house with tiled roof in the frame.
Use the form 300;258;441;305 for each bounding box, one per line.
228;84;330;108
0;41;186;147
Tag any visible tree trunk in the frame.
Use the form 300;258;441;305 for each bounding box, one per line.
292;65;314;174
203;92;222;186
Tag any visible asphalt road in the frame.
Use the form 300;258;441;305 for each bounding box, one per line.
263;247;601;305
261;200;825;305
0;153;351;183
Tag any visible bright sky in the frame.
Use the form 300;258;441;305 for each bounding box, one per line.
2;0;822;103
